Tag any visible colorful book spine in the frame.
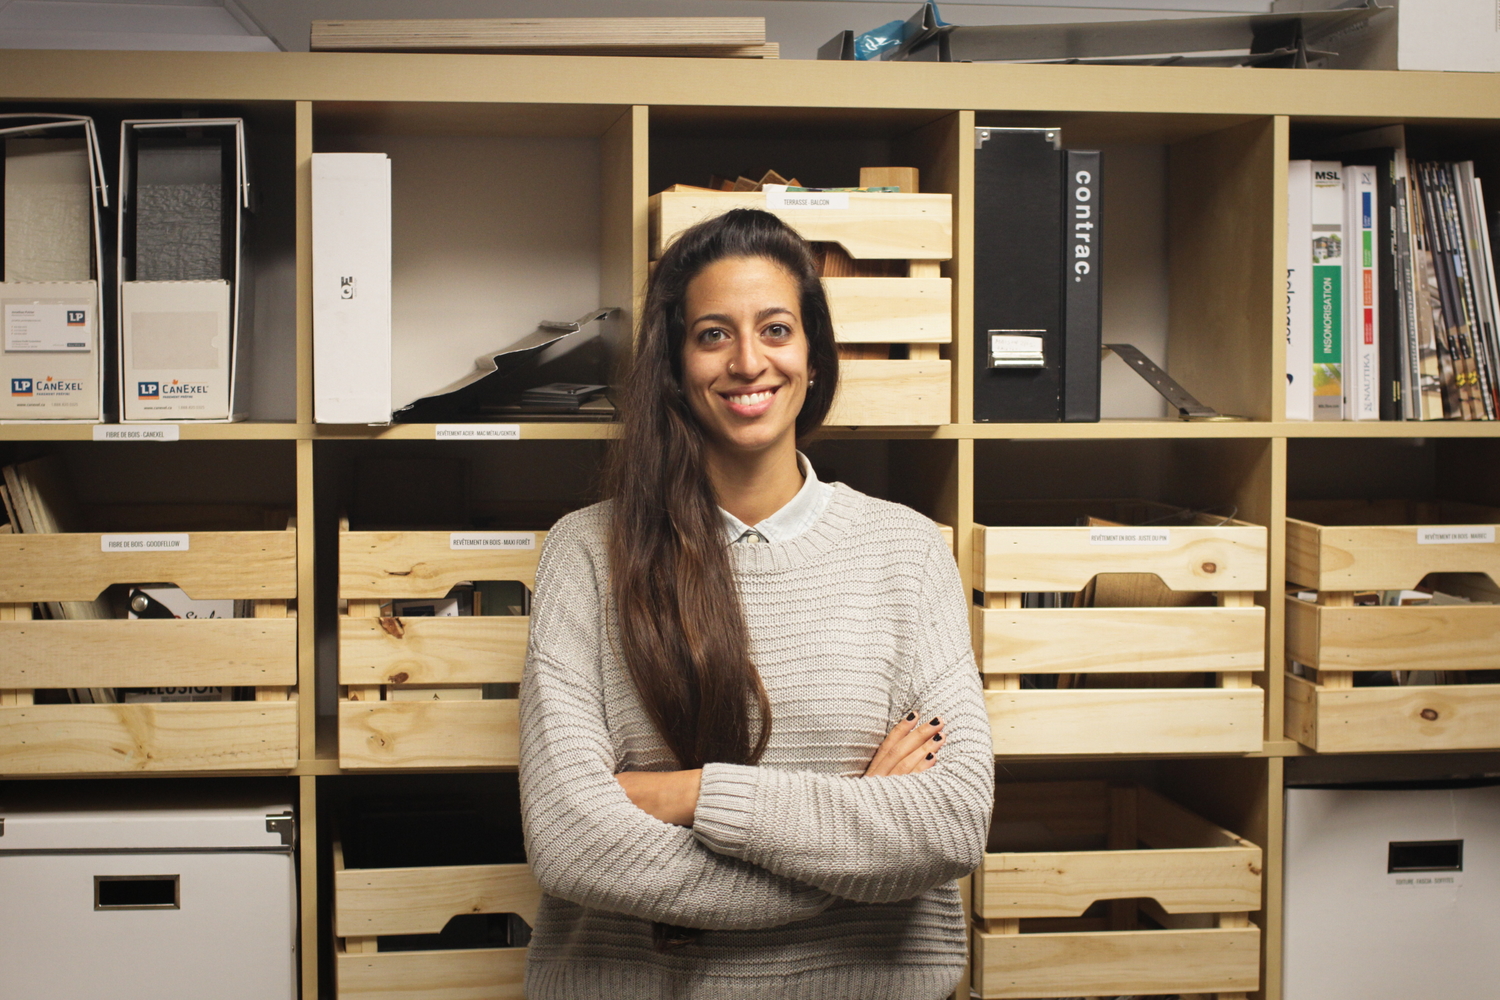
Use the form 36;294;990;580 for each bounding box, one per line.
1346;166;1380;420
1311;161;1345;420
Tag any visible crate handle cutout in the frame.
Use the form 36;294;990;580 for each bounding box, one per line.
94;874;179;910
1388;840;1463;873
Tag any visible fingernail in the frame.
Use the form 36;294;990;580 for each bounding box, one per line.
928;717;939;726
906;712;916;721
932;733;943;741
925;752;934;760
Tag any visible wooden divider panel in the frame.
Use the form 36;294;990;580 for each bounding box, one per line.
976;606;1263;674
827;360;950;426
651;191;952;259
1286;596;1500;671
339;699;520;768
825;276;951;342
336;945;526;1000
986;689;1264;755
335;861;540;937
0;530;297;602
340;531;546;600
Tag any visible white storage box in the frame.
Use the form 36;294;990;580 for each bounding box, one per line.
1283;783;1500;1000
0;791;297;999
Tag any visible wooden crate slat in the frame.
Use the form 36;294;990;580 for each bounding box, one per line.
340;531;546;600
824;276;951;343
1285;595;1500;671
1136;786;1254;852
339;699;520;768
0;530;296;602
986;689;1264;755
971;926;1260;999
651;191;953;260
991;780;1110;841
826;359;949;426
0;702;298;774
1285;518;1500;591
976;605;1263;674
335;861;540;937
975;524;1268;593
1;618;297;688
977;846;1261;918
336;944;526;1000
1284;673;1500;752
340;617;527;685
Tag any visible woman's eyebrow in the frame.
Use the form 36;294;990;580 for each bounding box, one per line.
689;306;794;327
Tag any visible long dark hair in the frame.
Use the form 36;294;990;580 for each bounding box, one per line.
602;209;840;772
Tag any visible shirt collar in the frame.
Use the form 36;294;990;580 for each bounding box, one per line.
720;451;833;545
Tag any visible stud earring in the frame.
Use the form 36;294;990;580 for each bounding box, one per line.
809;379;816;387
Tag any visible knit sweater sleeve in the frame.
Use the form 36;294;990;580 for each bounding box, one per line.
691;532;995;904
518;512;835;930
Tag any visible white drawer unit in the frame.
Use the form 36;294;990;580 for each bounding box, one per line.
0;791;297;1000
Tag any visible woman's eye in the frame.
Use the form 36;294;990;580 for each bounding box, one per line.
697;327;728;344
764;323;792;340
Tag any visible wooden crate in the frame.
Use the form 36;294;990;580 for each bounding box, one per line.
1285;500;1500;753
971;781;1261;1000
337;526;546;769
650;190;953;426
0;513;298;775
650;189;952;261
333;838;536;1000
972;507;1267;755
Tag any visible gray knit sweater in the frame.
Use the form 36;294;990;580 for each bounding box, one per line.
518;484;995;1000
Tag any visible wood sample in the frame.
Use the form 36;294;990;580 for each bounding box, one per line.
311;18;774;59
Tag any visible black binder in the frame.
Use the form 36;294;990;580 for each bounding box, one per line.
974;129;1102;422
1063;149;1102;422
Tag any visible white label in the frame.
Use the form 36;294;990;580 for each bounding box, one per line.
1417;526;1495;545
101;533;190;552
766;190;849;211
435;424;520;440
1089;528;1172;546
93;424;179;442
4;303;92;352
449;532;536;551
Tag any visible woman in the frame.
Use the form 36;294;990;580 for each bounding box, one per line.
518;208;993;999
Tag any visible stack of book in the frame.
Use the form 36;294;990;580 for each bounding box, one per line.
310;18;778;58
1288;126;1500;421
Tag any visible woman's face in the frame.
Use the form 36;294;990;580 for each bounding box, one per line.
680;255;812;459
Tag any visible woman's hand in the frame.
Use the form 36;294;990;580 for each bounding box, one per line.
864;712;945;777
616;769;703;826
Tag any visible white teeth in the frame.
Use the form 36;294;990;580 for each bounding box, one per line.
730;390;774;405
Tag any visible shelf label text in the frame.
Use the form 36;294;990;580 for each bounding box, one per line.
766;190;848;211
102;533;190;552
449;532;536;551
435;424;520;440
1089;528;1171;546
1417;526;1494;545
93;424;179;442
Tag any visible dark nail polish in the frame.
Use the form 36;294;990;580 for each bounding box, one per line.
906;712;916;721
932;733;943;741
925;752;934;760
928;717;939;726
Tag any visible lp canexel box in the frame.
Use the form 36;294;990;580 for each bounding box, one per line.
117;118;251;422
312;152;392;424
0;114;109;422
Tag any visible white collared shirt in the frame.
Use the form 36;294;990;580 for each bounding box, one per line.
719;451;834;545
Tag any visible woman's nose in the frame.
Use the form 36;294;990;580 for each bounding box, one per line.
731;336;766;379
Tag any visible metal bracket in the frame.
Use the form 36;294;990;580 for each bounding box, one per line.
265;813;295;848
975;126;1060;150
1103;343;1245;421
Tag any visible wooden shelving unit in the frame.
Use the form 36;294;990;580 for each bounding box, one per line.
3;49;1498;1000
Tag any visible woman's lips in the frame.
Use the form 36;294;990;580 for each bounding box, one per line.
719;385;779;418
